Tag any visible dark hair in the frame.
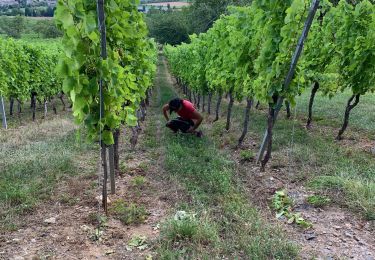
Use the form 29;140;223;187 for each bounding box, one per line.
169;98;182;114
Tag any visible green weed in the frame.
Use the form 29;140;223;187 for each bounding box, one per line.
307;195;331;208
240;149;255;161
161;213;218;245
119;161;129;173
127;235;149;251
109;199;148;225
131;176;146;187
138;162;149;171
211;120;226;137
87;212;107;227
272;190;312;228
145;137;158;148
59;193;79;206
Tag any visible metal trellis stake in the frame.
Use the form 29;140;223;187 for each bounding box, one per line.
0;96;7;129
108;145;116;194
97;0;109;214
256;0;320;164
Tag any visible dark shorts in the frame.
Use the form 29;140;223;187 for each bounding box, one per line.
166;117;194;133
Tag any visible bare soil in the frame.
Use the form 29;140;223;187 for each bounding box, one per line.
234;151;375;260
0;152;165;260
0;109;174;260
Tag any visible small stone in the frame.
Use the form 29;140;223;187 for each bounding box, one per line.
12;238;21;243
31;239;36;243
334;225;342;230
44;217;56;224
358;240;366;246
80;225;91;232
364;222;372;231
105;250;115;255
305;233;317;240
345;232;353;239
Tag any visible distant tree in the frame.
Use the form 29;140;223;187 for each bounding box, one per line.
16;0;27;8
25;6;32;16
145;0;252;36
188;0;252;33
32;8;41;17
45;6;54;17
1;15;25;38
147;10;190;45
34;20;62;38
10;7;24;16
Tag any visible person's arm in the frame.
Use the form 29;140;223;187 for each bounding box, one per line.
162;104;170;121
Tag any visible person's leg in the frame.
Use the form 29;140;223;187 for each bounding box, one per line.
165;121;178;133
166;118;191;133
166;120;179;133
167;118;202;137
187;119;203;137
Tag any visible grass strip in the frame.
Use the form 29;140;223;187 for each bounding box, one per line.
154;56;298;259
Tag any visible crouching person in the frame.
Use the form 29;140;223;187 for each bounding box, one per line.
162;98;203;137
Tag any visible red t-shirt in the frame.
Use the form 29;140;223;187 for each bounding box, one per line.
177;100;198;120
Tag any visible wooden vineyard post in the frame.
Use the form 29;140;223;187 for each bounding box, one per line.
238;97;253;147
97;0;109;214
108;145;116;194
0;96;7;129
256;0;320;165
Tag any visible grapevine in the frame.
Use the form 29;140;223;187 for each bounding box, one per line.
165;0;375;169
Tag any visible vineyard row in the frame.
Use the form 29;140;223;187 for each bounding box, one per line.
164;0;375;169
